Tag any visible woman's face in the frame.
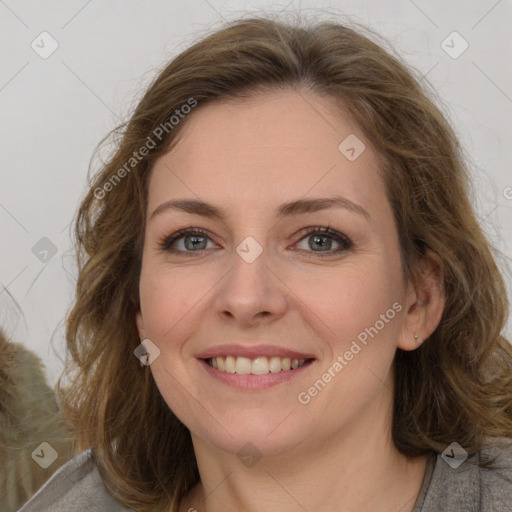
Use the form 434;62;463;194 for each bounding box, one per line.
137;89;417;457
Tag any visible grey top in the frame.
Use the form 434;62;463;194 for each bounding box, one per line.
17;441;512;511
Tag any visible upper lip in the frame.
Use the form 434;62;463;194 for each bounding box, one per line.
196;344;316;360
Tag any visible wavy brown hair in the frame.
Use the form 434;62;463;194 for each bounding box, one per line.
59;14;512;512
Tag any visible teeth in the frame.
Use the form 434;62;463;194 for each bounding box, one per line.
269;357;282;373
251;357;269;375
207;356;308;374
225;356;236;373
235;356;252;374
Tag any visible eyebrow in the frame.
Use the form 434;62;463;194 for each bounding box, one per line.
150;196;370;222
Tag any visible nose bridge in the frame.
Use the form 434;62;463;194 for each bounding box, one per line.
227;236;270;300
215;235;287;323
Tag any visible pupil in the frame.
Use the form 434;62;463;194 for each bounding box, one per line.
185;236;206;250
310;235;331;251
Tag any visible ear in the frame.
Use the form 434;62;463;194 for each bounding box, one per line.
397;249;445;351
135;309;146;341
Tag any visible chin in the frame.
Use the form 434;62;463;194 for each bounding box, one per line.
189;410;311;458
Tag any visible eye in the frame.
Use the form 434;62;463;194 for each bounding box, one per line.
159;226;353;257
293;226;353;256
159;228;218;254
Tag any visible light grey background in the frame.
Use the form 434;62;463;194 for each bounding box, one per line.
1;0;511;387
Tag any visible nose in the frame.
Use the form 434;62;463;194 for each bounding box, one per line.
213;245;289;328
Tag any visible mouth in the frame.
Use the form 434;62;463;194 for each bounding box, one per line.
204;355;314;374
196;345;316;390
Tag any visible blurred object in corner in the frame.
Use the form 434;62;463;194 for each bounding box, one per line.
0;329;75;512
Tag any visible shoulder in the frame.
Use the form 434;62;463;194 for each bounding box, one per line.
479;440;512;510
17;449;132;512
420;438;512;512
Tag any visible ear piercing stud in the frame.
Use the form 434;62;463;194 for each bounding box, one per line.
414;333;423;345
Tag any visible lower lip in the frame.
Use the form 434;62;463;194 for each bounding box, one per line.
198;359;313;390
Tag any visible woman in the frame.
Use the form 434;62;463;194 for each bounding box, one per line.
19;15;512;512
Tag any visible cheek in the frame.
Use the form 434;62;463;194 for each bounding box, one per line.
300;267;403;413
138;260;223;356
309;261;402;345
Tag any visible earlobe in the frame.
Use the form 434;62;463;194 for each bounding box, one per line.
413;333;423;345
397;249;445;351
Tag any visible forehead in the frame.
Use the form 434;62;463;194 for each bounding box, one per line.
148;89;386;219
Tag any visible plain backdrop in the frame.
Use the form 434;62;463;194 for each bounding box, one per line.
1;0;511;387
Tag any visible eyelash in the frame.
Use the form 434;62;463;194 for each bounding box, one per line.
158;226;353;258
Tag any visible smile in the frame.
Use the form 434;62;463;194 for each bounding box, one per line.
205;356;311;374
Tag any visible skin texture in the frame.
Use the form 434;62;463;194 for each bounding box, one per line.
136;89;445;512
